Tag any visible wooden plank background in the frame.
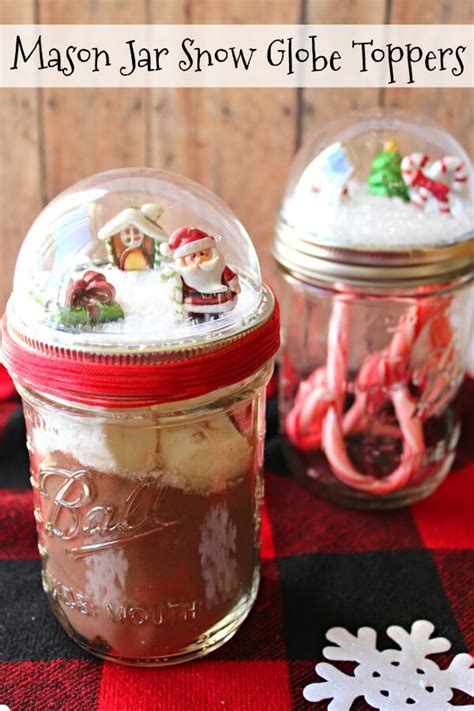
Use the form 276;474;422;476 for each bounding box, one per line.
1;0;472;312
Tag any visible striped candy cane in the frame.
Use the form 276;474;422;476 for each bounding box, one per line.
160;269;185;321
401;153;467;214
153;243;162;271
285;285;456;495
173;274;184;320
286;295;424;495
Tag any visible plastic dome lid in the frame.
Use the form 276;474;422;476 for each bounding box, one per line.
274;110;474;286
7;168;270;351
1;169;279;406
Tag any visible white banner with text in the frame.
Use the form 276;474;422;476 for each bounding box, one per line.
0;24;472;88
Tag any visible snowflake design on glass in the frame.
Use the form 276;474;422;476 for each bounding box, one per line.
303;620;474;710
85;548;128;604
199;504;238;608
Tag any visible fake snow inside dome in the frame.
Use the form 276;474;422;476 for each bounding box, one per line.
8;169;265;352
281;110;474;250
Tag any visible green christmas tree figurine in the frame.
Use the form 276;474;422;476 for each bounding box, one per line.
367;140;410;201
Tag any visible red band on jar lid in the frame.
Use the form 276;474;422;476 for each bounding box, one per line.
1;298;280;408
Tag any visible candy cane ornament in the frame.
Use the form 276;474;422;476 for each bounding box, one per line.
401;153;467;214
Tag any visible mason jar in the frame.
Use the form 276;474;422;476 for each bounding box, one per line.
1;169;279;664
273;111;474;509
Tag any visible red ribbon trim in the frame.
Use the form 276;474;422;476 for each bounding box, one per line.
1;301;280;408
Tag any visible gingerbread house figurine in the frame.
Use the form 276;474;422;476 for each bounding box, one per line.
98;203;168;271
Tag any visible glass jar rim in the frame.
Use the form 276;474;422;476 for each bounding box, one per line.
274;215;474;288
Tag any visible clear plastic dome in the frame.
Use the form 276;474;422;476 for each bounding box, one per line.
7;168;266;352
280;109;474;251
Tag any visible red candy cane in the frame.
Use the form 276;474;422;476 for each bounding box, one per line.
401;153;467;214
285;289;454;495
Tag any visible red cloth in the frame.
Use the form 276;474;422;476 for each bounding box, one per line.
0;364;15;400
0;365;18;450
0;377;472;710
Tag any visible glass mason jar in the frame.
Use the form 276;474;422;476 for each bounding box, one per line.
1;168;279;664
273;111;474;509
19;366;271;664
278;274;472;508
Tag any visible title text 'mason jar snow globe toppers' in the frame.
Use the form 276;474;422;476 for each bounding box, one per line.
273;110;473;509
0;168;279;665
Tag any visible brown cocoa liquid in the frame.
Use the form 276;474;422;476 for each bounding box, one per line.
32;451;258;662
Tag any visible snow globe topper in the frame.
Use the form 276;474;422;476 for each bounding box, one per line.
5;168;269;354
2;168;279;407
276;109;473;261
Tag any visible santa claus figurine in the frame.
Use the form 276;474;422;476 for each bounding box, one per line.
160;227;241;319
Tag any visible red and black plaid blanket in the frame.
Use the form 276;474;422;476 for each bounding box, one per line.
0;364;473;710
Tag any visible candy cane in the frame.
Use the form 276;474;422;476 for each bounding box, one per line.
285;288;455;495
322;297;422;494
401;153;466;214
173;275;184;321
322;298;419;494
430;155;468;187
160;269;184;321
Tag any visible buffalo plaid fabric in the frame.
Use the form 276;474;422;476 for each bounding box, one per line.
0;363;473;710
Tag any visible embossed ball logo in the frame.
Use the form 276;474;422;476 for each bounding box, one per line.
35;467;177;558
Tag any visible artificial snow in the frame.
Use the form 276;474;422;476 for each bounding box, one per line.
96;268;183;337
284;180;473;250
303;620;474;710
16;262;260;351
94;267;259;345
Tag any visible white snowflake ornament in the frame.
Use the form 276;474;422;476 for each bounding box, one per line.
303;620;474;710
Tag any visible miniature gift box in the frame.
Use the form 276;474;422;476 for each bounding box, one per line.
1;168;279;665
273;110;474;509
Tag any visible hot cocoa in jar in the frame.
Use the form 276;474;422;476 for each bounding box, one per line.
1;169;279;665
